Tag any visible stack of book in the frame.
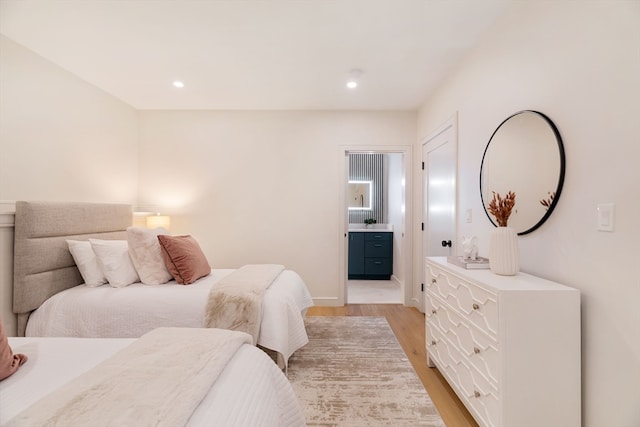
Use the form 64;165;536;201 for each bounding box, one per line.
446;256;490;269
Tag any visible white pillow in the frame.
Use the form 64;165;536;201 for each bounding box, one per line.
126;226;173;285
66;240;107;287
89;239;140;288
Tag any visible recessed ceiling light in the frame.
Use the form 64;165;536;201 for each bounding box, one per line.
346;68;363;90
173;81;185;88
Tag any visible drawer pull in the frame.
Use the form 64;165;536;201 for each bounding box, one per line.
473;347;481;354
374;261;382;265
474;390;481;398
431;278;437;284
374;244;382;247
472;303;480;310
431;340;436;346
431;309;437;315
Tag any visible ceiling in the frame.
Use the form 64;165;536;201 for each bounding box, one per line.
0;0;511;111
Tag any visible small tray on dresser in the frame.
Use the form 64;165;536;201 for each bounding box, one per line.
446;256;490;269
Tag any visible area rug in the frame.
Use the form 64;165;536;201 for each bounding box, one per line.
287;316;445;427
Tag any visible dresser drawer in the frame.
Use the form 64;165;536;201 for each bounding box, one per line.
364;232;392;242
364;239;391;258
426;263;498;339
364;258;392;275
426;323;500;427
425;293;499;386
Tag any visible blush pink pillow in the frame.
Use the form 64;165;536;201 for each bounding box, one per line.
0;321;27;381
157;235;211;285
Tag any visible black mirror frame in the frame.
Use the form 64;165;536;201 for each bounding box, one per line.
480;110;566;235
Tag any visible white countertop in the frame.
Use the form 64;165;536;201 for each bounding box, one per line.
348;224;393;232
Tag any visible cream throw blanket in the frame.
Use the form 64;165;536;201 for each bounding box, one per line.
203;264;285;344
6;327;252;427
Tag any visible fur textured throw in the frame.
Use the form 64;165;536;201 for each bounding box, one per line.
203;264;285;344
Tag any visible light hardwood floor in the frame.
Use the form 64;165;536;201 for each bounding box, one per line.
306;304;479;427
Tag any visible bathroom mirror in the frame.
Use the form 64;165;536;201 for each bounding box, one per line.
480;110;565;235
348;181;372;210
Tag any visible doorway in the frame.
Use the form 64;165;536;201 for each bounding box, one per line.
339;146;412;306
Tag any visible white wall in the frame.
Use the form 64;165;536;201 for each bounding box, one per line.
0;35;139;334
0;36;139;203
386;153;405;282
415;2;640;426
137;110;416;304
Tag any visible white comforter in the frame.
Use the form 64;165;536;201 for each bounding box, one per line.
26;269;314;365
1;336;306;427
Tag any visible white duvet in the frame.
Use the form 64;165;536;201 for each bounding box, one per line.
26;269;314;366
1;336;306;426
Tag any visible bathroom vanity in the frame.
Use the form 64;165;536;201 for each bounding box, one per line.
348;225;393;280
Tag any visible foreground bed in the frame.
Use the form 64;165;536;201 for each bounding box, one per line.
1;329;305;426
13;201;314;367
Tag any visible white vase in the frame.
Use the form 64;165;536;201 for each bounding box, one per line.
489;226;519;276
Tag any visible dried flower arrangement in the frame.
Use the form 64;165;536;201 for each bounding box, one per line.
488;191;516;227
540;191;555;211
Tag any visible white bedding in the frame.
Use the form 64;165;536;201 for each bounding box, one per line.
1;336;306;427
25;269;314;366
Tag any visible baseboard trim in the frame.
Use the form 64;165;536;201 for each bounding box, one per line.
312;297;342;307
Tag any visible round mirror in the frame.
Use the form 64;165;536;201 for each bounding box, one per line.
480;110;565;235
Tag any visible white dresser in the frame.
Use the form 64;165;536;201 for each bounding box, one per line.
424;257;581;427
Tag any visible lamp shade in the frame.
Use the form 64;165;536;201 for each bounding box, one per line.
146;214;170;230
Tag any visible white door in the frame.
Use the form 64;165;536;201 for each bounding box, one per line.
421;114;457;310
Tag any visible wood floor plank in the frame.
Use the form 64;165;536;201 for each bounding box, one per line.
306;304;478;427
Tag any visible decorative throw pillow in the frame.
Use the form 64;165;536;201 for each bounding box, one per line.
126;227;173;285
0;321;27;381
157;235;211;285
89;239;140;288
66;240;108;287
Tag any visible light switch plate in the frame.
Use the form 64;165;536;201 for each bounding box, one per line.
597;203;615;232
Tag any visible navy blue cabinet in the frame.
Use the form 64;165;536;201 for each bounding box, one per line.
348;232;365;276
348;231;393;280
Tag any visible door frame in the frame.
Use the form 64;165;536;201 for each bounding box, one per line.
338;145;413;306
421;113;458;312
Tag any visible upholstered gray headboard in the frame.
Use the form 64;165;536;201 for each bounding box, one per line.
13;201;133;336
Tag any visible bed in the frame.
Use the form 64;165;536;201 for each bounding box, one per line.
12;201;314;368
1;328;306;426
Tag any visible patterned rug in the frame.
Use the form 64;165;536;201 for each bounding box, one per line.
287;316;445;427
